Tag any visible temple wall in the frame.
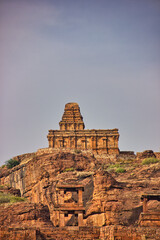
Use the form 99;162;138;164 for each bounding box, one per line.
48;130;119;154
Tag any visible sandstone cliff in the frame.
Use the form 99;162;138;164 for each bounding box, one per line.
0;149;160;239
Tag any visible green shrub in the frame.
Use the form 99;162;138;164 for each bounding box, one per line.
0;192;26;204
63;167;74;172
5;159;20;169
107;163;121;169
10;196;26;203
142;158;160;165
0;193;10;204
1;165;6;168
106;164;126;173
115;167;126;173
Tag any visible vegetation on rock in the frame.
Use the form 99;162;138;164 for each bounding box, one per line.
0;192;26;204
63;167;75;172
115;167;126;173
142;157;160;165
5;159;20;169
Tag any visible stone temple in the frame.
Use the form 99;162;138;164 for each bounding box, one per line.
47;103;119;154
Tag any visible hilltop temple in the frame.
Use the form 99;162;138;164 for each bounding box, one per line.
47;103;119;154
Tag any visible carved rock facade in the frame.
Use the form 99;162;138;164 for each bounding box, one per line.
47;103;119;154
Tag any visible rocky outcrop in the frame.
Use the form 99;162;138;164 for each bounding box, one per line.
0;149;160;239
0;185;21;196
0;202;53;229
0;228;40;240
0;202;100;239
137;150;156;159
0;202;53;240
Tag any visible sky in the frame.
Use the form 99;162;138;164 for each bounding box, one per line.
0;0;160;165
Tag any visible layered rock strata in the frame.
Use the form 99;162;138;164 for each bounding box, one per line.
0;149;160;239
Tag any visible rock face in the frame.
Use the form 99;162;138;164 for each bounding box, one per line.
0;185;21;196
0;201;100;240
0;202;53;240
0;202;52;229
47;102;119;154
0;149;160;239
137;150;156;159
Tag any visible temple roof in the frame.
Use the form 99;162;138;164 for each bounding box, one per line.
59;102;85;130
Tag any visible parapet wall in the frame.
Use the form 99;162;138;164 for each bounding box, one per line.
36;148;94;156
136;150;160;160
118;151;136;160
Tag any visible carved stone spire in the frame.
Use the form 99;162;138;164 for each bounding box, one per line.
59;103;85;130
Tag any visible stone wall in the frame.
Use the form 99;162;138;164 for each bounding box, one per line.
100;225;160;240
118;151;136;160
48;129;119;154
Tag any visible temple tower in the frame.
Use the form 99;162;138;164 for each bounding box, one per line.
59;103;85;130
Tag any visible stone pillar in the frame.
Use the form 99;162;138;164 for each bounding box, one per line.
48;137;51;148
85;136;87;149
59;138;64;148
74;136;77;149
59;190;64;204
78;212;83;226
69;137;72;148
91;136;97;151
103;137;108;153
143;197;148;213
81;138;85;150
78;189;83;206
50;137;54;148
114;136;118;148
60;212;65;227
106;137;108;153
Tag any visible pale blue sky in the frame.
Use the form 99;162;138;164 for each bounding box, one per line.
0;0;160;165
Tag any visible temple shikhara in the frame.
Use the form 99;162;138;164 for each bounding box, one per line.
47;102;119;154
